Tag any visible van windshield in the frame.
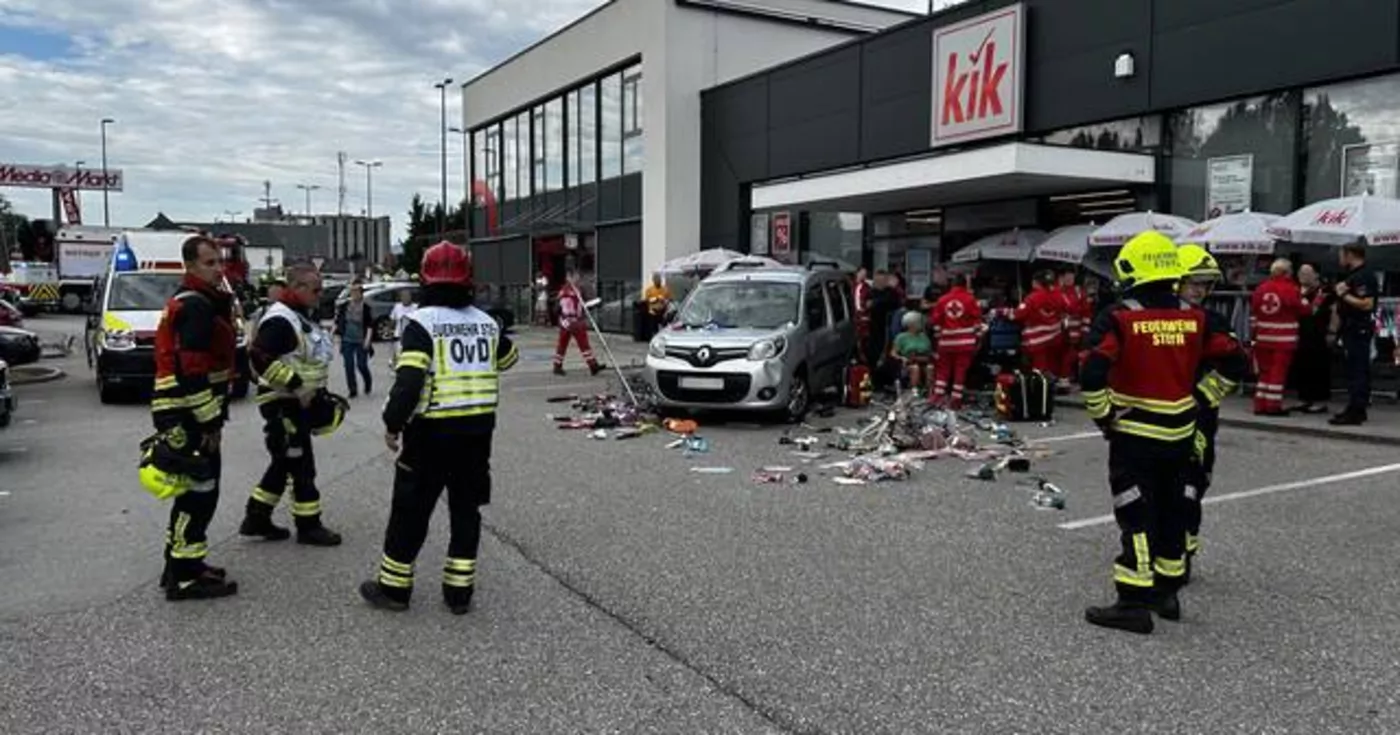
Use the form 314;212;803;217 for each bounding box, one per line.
108;273;183;311
677;281;800;329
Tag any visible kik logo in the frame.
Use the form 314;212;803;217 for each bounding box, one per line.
941;29;1009;126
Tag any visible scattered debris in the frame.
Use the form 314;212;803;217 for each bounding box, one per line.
690;466;734;474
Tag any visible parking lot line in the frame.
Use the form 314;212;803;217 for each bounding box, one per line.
1026;430;1101;445
1057;462;1400;531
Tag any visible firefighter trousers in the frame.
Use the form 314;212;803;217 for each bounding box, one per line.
376;427;493;606
932;350;974;408
247;401;323;527
165;452;222;584
1107;438;1190;601
1182;409;1219;556
1253;346;1295;412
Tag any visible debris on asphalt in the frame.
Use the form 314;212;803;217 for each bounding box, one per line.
690;466;734;474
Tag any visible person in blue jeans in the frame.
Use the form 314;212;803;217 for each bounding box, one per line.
334;282;374;397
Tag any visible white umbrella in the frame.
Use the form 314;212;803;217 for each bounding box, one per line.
1265;195;1400;246
1034;224;1095;264
1089;211;1197;247
1175;211;1282;255
950;228;1046;264
657;248;746;275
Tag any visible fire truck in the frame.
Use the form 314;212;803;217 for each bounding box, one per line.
1;225;123;314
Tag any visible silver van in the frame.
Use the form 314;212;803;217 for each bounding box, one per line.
644;259;856;421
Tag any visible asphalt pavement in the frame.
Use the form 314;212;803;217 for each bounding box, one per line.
2;316;1398;734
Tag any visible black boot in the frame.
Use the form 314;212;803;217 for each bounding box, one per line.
160;562;226;589
589;363;605;377
166;574;239;601
240;509;292;541
1085;601;1154;635
1151;589;1182;622
443;585;474;616
297;522;343;547
359;580;409;612
553;365;566;376
1181;552;1195;587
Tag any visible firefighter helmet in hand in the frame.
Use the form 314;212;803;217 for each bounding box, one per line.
1114;231;1185;289
1176;243;1222;279
306;391;350;437
137;429;217;501
420;241;472;286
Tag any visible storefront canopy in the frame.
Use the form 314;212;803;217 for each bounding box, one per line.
749;143;1155;213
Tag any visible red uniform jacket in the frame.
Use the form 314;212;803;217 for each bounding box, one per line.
558;285;584;330
1015;285;1065;351
931;286;984;353
1058;285;1086;343
152;275;237;433
1250;274;1308;349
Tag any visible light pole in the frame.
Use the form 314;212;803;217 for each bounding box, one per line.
295;183;321;217
73;160;86;223
100;118;114;227
434;77;454;235
353;160;382;218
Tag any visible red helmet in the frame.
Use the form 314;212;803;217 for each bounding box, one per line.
420;241;472;286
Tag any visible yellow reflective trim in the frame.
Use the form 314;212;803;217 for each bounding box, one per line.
423;405;497;418
396;350;431;370
1085;401;1111;420
1109;392;1195;414
1081;389;1108;400
291;500;321;517
497;345;519;371
190;398;220;423
442;572;476;588
154;376;178;391
378;570;413;589
208;370;231;383
1115;419;1196;442
1113;564;1155;587
444;558;476;572
1185;534;1201;554
251;486;282;507
1154;557;1186;578
381;556;413;575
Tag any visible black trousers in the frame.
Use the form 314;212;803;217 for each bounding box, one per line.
165;452;221;584
248;401;322;527
1290;338;1332;405
1107;438;1190;601
1182;409;1218;556
1342;330;1373;416
377;426;493;604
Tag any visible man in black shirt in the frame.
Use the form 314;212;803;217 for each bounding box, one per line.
1330;244;1378;426
865;271;899;384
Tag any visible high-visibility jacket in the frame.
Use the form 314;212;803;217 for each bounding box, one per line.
398;306;517;420
1081;292;1246;444
1014;285;1065;351
152;277;237;432
1250;274;1308;349
251;300;333;405
930;286;984;353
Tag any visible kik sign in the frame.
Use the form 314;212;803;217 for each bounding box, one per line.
931;4;1025;148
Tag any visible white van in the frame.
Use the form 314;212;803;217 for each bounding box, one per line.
86;231;250;403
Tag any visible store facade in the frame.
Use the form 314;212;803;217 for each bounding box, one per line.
460;0;915;330
701;0;1400;298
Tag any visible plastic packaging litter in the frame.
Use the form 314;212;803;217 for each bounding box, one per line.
1031;492;1066;510
690;466;734;474
682;436;709;454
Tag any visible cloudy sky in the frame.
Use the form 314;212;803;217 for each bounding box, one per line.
0;0;937;240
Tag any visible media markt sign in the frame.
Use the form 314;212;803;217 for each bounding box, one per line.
931;3;1025;148
0;163;124;191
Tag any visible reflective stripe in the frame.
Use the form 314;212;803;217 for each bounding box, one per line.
170;512;208;560
1109;392;1195;415
251;486;282;507
1115;419;1196;442
444;558;476;573
254;305;332;396
443;572;475;588
396;350;431;370
941;326;979;336
208;369;231;383
378;570;413;589
1254;321;1298;330
1153;557;1186;578
154;376;178;391
497;344;520;371
1255;334;1298;343
1185;534;1201;554
410;306;503;419
1113;486;1142;508
291;500;321;517
381;555;413;575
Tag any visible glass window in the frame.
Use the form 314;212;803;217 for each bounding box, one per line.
622;64;643;174
804;212;864;272
531;105;546;196
514;112;529;199
545;97;564;193
502;117;519;201
804;286;828;329
825;280;848;323
1038;116;1163;153
1168;92;1299;220
566;89;580;189
677;281;799;329
600;73;622;180
1304;74;1400;202
579;83;597;185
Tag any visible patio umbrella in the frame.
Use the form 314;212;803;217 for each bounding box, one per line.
1033;224;1095;264
657;248;746;275
1088;211;1197;247
1176;211;1282;255
1265;195;1400;246
949;228;1046;264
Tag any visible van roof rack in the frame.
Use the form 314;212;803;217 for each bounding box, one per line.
806;258;841;270
713;257;774;273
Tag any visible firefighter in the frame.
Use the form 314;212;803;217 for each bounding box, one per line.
1176;244;1240;584
928;272;984;409
1056;268;1085;385
360;242;519;614
552;269;603;377
1080;233;1247;634
238;262;343;547
1249;258;1308;416
151;235;239;600
1014;270;1065;380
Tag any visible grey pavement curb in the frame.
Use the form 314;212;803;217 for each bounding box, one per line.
11;365;66;385
1051;395;1400;447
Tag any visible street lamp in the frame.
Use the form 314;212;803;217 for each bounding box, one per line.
100;118;114;227
434;77;454;235
73;160;85;223
295;183;322;217
354;159;383;261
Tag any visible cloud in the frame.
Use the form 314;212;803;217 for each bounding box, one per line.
0;0;924;239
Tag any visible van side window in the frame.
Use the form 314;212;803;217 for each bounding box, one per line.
838;280;853;318
805;286;828;329
825;280;848;323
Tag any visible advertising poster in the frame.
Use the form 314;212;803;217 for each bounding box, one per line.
1342;141;1400;198
771;212;792;260
750;213;770;256
1206;154;1253;218
906;248;933;296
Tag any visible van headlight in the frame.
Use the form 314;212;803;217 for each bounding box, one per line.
648;335;667;359
748;336;786;361
104;329;136;351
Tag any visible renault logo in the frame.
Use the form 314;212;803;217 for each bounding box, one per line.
696;346;712;364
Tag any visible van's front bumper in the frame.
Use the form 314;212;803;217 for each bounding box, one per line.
644;354;793;410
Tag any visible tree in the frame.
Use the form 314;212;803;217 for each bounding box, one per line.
0;194;32;261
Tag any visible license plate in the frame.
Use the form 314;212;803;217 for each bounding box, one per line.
678;376;725;390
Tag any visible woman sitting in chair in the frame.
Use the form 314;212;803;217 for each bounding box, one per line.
892;310;933;394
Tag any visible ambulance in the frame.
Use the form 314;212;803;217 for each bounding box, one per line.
88;230;250;404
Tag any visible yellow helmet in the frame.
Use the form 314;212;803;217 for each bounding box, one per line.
1177;243;1222;279
1113;231;1184;289
138;430;216;501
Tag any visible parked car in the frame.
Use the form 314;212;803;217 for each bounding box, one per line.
336;282;516;342
644;259;856;422
0;358;13;428
0;296;24;328
0;326;41;366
